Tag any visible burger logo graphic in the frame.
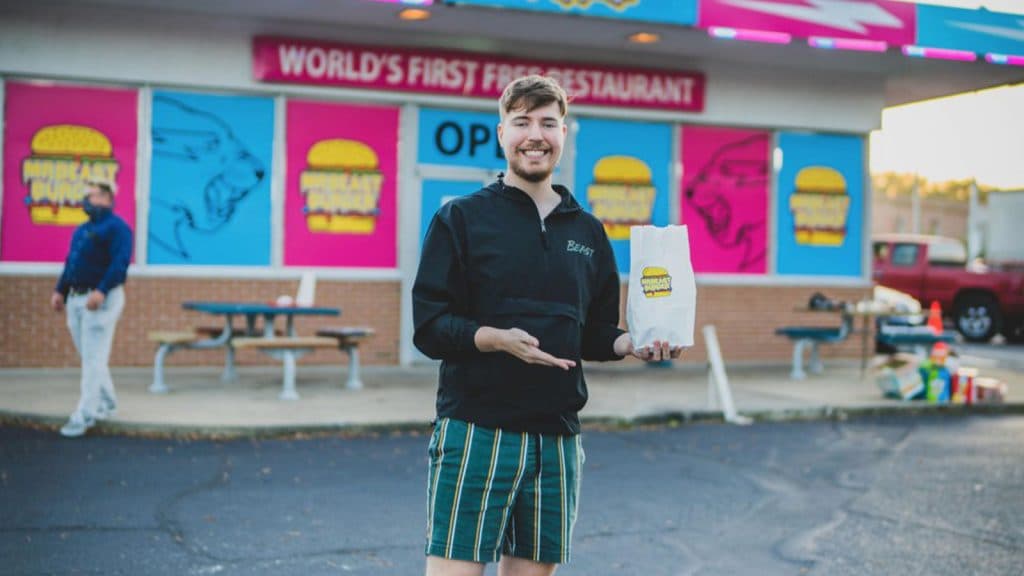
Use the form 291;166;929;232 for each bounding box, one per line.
640;266;672;298
300;139;382;234
587;155;656;241
21;124;119;226
554;0;639;8
789;166;850;247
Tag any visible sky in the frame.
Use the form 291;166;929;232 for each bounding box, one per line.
870;85;1024;189
869;0;1024;190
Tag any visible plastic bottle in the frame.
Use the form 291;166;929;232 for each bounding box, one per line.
925;342;951;404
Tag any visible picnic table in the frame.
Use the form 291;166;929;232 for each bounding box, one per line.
183;301;341;380
780;299;953;379
777;306;854;380
149;301;340;399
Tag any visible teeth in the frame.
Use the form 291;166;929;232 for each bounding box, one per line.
523;150;546;157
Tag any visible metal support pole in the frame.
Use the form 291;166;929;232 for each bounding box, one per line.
791;340;808;380
345;346;364;390
702;325;751;425
280;351;299;400
150;345;171;394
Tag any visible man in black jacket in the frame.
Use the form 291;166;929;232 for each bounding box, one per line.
414;75;680;576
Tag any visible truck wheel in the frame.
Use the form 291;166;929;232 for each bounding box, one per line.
955;294;1001;343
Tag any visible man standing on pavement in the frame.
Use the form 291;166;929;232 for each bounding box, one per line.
413;75;681;576
50;180;132;438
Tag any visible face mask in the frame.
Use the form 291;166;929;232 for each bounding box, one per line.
82;197;112;220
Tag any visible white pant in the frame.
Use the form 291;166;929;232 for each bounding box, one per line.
65;286;125;421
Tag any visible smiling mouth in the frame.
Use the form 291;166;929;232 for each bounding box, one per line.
519;149;549;159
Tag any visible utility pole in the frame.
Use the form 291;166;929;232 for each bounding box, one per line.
967;179;981;260
911;172;921;234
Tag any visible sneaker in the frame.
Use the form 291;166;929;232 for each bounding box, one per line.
60;414;93;438
97;391;118;420
96;402;117;421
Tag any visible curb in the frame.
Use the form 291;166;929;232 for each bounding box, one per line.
619;402;1024;428
0;411;434;441
4;402;1023;440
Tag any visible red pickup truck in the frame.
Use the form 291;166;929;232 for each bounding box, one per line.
872;234;1024;343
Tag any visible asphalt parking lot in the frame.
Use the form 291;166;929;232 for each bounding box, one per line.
3;414;1022;575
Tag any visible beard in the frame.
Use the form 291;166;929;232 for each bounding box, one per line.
508;151;556;183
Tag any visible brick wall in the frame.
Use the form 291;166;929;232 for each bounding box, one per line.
1;276;400;367
645;284;872;366
2;275;868;367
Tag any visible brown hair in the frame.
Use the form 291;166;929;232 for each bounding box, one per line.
499;75;568;120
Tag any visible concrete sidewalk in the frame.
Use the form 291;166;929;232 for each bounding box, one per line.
1;355;1021;437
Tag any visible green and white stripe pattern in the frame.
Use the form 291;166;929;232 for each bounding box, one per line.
425;418;583;564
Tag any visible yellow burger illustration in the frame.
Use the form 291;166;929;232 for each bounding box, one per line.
640;265;672;298
789;166;850;246
21;124;119;226
300;139;382;234
554;0;638;8
587;155;656;240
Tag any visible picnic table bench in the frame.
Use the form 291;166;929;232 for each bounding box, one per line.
232;336;338;400
316;327;375;391
148;301;341;397
775;313;854;380
148;327;234;394
230;328;375;400
876;326;957;354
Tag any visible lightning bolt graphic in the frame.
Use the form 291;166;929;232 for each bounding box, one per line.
949;19;1024;43
720;0;903;34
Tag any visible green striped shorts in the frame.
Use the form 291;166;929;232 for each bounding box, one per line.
425;418;584;564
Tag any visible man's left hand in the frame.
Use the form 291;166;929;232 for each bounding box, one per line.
86;290;106;311
614;333;683;362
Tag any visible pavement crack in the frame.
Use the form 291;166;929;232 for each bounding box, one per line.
843;505;1023;553
775;421;924;570
154;452;235;563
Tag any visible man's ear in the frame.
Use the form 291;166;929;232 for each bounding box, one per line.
496;122;503;142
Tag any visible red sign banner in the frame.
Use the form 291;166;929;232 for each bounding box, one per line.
253;36;705;113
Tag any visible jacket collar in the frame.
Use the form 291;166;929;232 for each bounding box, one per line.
87;209;113;224
492;173;581;215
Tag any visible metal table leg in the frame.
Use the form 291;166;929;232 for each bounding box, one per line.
221;314;237;383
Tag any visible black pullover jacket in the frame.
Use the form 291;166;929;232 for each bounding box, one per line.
413;177;625;435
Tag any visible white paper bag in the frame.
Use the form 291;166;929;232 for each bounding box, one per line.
627;225;696;349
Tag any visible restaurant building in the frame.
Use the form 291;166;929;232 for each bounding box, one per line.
1;0;1021;368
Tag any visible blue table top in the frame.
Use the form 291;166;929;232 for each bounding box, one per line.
183;302;341;316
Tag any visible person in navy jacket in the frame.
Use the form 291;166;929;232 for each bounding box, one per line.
414;75;681;576
50;180;133;437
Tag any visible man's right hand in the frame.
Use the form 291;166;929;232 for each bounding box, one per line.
474;326;576;371
50;292;65;313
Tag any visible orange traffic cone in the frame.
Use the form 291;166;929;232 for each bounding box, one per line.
927;300;943;335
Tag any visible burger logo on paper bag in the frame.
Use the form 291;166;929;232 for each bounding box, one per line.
587;155;656;241
21;124;120;226
789;166;850;247
640;266;671;298
300;139;382;234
